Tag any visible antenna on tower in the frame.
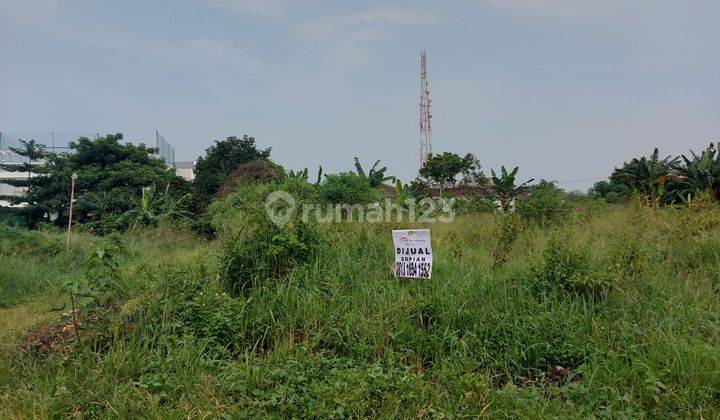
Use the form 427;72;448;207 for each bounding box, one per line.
419;50;432;171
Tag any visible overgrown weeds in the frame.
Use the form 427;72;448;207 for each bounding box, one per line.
2;202;720;417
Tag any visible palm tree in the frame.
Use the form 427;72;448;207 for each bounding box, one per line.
354;157;395;187
611;148;678;209
489;166;533;212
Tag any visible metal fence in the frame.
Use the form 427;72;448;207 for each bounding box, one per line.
0;131;98;163
155;131;176;168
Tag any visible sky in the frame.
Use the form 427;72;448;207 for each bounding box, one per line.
1;0;719;191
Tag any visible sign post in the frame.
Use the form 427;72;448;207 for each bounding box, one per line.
392;229;433;279
66;173;77;252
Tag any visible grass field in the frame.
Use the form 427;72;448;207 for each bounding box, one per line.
1;201;720;417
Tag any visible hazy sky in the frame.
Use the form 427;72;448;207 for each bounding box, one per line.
2;0;719;190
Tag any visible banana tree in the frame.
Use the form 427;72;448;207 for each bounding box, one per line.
668;143;720;203
288;166;323;186
119;185;191;228
489;166;533;212
354;157;395;187
288;167;309;181
611;148;678;209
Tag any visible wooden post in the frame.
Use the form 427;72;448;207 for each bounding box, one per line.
66;173;77;251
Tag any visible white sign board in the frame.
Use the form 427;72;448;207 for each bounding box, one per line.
393;229;432;279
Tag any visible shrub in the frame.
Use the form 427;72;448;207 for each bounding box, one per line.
533;234;610;298
492;214;525;267
317;172;380;204
213;184;325;294
215;159;284;197
516;181;571;227
0;223;66;257
453;194;498;214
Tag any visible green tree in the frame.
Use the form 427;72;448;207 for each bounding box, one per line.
489;166;533;213
667;143;720;203
419;152;483;197
317;172;379;204
288;167;309;181
353;157;395;187
610;148;677;210
215;160;285;197
516;181;571;227
0;139;47;205
588;180;630;203
193;135;271;202
16;134;188;227
0;139;48;227
118;185;192;229
407;177;430;199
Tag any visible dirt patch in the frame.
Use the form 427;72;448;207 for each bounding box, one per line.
19;312;103;355
19;320;78;354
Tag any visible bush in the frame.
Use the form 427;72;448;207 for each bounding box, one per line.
317;172;380;204
215;159;284;197
516;182;571;227
533;233;610;298
212;183;325;294
453;194;498;214
492;214;525;267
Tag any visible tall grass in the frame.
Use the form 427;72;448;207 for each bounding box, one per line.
1;203;720;417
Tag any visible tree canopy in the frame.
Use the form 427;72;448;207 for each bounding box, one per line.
9;133;188;227
0;139;48;207
317;172;379;204
193;135;272;201
489;166;533;212
419;152;483;194
353;158;394;187
610;148;678;209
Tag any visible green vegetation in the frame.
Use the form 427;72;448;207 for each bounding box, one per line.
317;172;380;205
2;194;720;417
2;136;720;417
1;134;189;230
517;181;572;227
193;135;272;203
419;152;483;196
354;157;395;187
593;143;720;206
489;166;533;213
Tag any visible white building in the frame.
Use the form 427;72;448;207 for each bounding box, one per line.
175;161;195;181
0;165;31;207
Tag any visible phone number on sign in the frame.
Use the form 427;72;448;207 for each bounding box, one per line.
395;261;431;278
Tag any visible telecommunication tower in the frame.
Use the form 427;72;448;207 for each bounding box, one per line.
419;50;432;170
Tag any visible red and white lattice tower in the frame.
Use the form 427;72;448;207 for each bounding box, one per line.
418;50;432;170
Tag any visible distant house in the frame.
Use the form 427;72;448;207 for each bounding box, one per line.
175;161;195;181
